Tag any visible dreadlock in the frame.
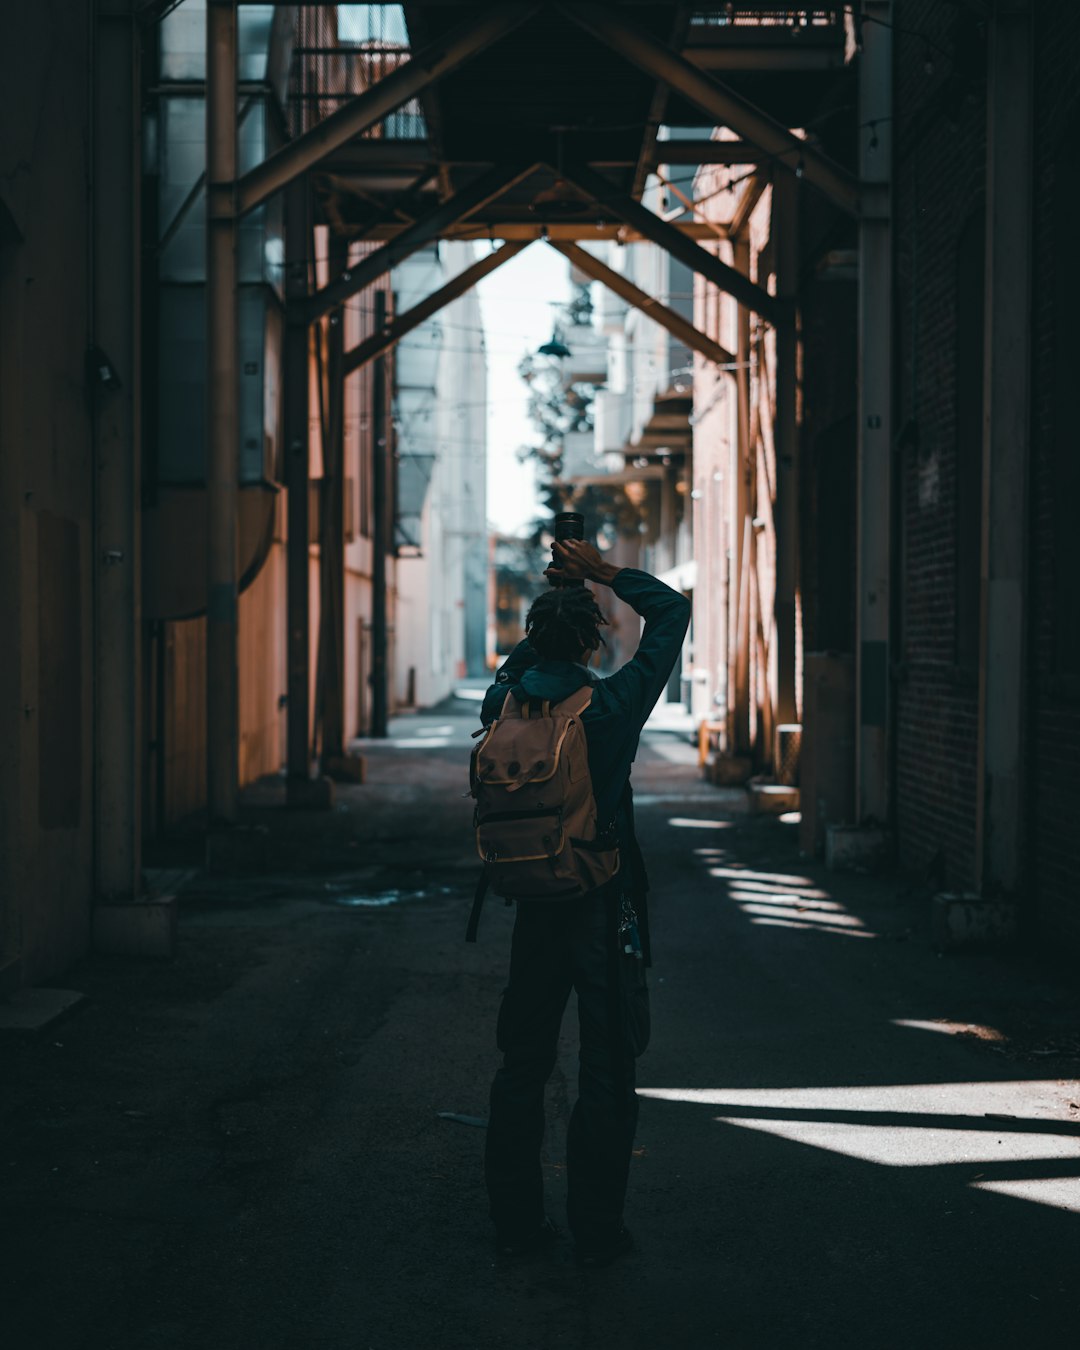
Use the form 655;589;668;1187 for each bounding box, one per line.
525;586;609;662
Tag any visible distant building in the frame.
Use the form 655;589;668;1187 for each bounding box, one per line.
393;242;488;708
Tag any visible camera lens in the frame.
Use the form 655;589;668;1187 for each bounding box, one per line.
553;511;585;542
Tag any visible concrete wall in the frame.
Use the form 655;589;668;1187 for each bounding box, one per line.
0;2;96;985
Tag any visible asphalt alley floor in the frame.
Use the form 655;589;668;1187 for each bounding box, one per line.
3;701;1080;1350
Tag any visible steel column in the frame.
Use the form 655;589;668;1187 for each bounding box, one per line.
206;0;239;824
370;291;390;739
855;2;893;825
548;241;735;367
93;1;141;898
975;0;1032;893
344;241;530;374
305;164;534;324
772;172;799;728
561;161;785;325
284;178;315;801
557;1;859;216
235;4;540;215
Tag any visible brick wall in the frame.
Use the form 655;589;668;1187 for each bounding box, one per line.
1029;4;1080;945
893;1;987;884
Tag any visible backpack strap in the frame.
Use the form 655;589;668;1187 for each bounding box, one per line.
499;690;522;719
465;871;489;943
556;685;594;719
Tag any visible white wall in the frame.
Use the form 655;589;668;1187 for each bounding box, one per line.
393;242;487;708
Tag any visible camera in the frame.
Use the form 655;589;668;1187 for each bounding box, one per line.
551;511;586;586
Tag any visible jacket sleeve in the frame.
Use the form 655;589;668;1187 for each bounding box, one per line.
600;568;691;730
480;638;537;725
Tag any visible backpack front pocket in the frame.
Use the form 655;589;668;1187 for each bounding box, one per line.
476;809;581;897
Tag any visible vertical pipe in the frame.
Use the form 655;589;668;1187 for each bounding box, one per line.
855;1;893;824
732;239;752;755
975;0;1032;893
772;171;799;730
320;236;348;761
371;289;389;738
205;0;238;823
284;177;312;798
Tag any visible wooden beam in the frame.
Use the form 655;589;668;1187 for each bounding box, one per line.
305;164;534;325
549;240;735;367
557;1;859;217
234;3;539;215
559;159;786;325
343;241;531;374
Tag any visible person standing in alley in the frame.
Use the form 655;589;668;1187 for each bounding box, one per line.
472;537;691;1267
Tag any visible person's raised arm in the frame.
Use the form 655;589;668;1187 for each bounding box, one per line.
548;540;690;730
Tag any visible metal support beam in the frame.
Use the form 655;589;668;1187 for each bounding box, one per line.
633;4;693;201
560;160;786;325
355;219;732;243
344;241;530;374
93;0;142;899
548;240;735;367
975;0;1032;894
370;291;390;739
234;3;540;215
284;178;315;802
305;164;533;325
557;1;859;217
648;139;761;167
318;237;348;762
855;2;893;824
206;0;239;824
772;172;799;729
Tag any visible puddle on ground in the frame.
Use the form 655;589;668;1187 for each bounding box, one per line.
324;883;460;908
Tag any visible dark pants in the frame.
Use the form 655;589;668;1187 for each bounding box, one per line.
484;884;650;1246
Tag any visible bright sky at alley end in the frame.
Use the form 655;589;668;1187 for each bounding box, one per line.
476;246;573;537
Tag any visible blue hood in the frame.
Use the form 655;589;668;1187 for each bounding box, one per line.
511;659;595;705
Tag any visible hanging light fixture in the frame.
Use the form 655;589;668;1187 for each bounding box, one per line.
538;331;571;359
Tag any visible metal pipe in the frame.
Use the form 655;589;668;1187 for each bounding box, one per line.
235;3;540;216
772;172;799;728
732;238;752;755
370;290;390;739
205;0;239;824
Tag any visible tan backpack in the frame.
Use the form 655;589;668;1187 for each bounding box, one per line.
466;686;619;939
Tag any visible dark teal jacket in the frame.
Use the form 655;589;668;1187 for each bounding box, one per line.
481;568;691;895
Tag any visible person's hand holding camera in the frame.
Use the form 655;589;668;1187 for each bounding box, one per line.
544;538;622;588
